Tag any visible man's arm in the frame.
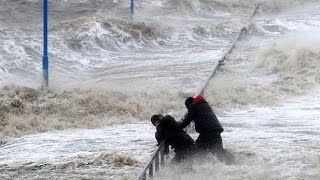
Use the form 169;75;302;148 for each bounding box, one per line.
179;105;195;129
155;129;163;145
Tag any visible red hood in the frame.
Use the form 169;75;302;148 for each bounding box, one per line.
193;96;206;104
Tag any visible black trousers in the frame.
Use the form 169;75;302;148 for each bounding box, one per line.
171;146;196;164
195;132;233;163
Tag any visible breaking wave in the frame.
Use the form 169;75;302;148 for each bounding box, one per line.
22;152;141;171
0;151;141;180
255;34;320;78
205;33;320;112
172;0;320;16
1;0;320;142
53;16;167;53
4;32;318;140
0;85;191;141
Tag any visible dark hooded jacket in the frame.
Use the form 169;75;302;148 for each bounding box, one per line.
155;115;195;151
179;96;224;134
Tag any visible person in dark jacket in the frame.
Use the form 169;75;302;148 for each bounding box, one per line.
151;114;196;164
179;96;234;164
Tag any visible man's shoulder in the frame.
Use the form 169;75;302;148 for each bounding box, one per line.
163;115;175;121
160;115;178;128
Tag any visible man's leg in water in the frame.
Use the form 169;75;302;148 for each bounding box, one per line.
171;150;196;173
171;152;182;164
195;134;211;159
210;134;235;165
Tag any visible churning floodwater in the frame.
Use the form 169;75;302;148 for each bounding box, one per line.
0;0;320;179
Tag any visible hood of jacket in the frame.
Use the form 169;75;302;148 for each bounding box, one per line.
193;96;206;104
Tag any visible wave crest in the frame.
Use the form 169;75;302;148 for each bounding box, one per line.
0;85;186;139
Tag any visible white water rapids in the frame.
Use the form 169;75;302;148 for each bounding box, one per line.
0;0;320;179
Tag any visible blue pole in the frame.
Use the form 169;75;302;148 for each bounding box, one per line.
43;0;49;87
130;0;134;17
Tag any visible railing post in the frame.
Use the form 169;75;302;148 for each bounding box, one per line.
155;152;159;172
142;173;146;180
42;0;49;87
149;162;153;178
130;0;134;17
160;148;165;166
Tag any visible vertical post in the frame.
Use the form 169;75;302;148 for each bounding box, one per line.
160;148;165;166
142;173;146;180
130;0;134;17
149;162;153;178
155;152;159;172
43;0;49;87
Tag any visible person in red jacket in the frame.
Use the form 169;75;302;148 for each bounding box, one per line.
179;96;234;164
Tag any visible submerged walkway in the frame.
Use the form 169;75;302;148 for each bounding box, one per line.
152;90;320;179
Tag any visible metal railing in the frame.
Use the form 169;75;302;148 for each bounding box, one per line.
137;141;166;180
136;4;259;180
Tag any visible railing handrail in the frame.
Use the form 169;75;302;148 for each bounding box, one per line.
194;4;260;97
136;4;259;180
137;141;165;180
